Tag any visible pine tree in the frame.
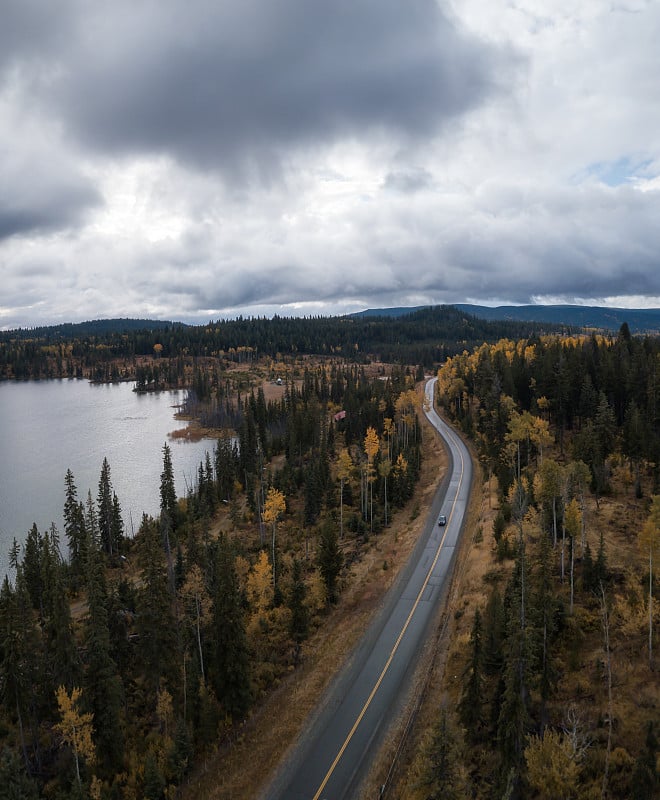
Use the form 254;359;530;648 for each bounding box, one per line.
530;530;559;728
631;721;658;800
317;520;343;605
210;537;251;719
0;574;41;773
0;748;39;800
64;469;86;591
97;457;115;556
22;524;43;613
143;750;166;800
160;443;178;592
422;707;464;800
482;587;506;676
160;442;178;534
110;492;124;557
136;517;179;705
497;543;531;786
41;538;81;692
459;608;484;743
288;558;309;662
82;537;125;778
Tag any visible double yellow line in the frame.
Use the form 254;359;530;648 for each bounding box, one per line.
311;394;466;800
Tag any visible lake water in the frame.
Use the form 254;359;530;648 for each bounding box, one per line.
0;380;215;578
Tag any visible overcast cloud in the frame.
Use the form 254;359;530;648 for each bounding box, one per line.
1;0;659;329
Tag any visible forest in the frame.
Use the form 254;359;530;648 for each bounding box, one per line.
0;361;424;799
0;305;568;381
406;325;659;799
1;315;659;799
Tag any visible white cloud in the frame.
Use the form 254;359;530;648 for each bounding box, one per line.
0;0;659;329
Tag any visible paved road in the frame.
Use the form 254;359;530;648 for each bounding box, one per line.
262;377;473;800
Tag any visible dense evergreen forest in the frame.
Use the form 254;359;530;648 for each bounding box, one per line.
2;311;659;799
0;362;424;798
0;306;568;381
411;326;659;799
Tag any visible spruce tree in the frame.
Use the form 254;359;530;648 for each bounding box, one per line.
0;574;39;773
210;537;251;720
160;443;178;591
41;535;81;693
160;442;178;534
288;558;309;659
482;587;506;676
423;707;463;800
97;457;115;556
110;493;124;557
64;469;86;591
632;722;658;800
136;517;179;706
0;747;39;800
22;524;43;613
82;537;125;778
458;608;484;743
317;520;343;605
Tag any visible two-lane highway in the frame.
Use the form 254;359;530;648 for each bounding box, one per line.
263;377;472;800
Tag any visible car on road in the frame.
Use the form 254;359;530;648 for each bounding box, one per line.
438;514;447;526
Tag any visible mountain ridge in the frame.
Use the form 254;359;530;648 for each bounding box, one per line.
353;303;660;333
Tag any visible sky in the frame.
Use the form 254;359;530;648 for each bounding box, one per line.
1;0;660;329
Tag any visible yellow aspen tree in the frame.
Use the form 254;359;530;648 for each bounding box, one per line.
506;410;527;480
263;487;286;589
395;390;417;446
336;448;354;540
179;564;212;680
54;685;95;790
247;550;274;617
156;687;174;739
639;495;660;668
530;415;553;465
364;427;380;531
524;729;580;799
394;452;408;476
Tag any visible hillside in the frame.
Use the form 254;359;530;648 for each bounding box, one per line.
355;303;660;334
454;303;660;334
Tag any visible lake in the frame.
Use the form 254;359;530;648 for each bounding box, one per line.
0;379;215;578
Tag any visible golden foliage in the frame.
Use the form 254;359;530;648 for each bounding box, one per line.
524;729;580;799
54;685;96;777
247;550;274;616
263;487;286;526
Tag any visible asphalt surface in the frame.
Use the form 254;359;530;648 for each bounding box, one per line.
262;377;473;800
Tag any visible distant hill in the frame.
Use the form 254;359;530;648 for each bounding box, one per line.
454;304;660;333
354;304;660;334
1;318;186;341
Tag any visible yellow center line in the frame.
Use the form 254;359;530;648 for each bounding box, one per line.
311;392;465;800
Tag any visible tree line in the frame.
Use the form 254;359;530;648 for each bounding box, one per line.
0;306;568;381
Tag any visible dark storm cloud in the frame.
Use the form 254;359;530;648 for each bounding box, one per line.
0;0;70;70
46;0;505;173
0;156;100;241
